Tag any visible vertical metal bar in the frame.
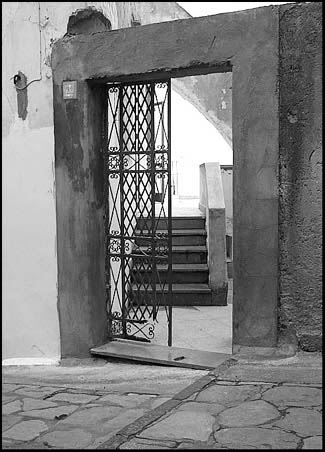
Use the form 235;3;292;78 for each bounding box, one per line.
151;83;156;321
103;87;111;338
167;79;173;347
119;84;127;337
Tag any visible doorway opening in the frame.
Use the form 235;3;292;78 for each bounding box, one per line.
150;74;233;355
96;73;233;364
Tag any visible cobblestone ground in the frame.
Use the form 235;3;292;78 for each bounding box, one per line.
2;373;322;449
2;382;172;449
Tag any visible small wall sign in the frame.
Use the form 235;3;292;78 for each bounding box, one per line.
63;81;77;99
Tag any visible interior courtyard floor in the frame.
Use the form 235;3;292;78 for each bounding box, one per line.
151;279;233;354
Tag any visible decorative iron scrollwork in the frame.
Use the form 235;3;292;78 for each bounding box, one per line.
109;87;119;93
109;146;118;152
108;155;120;170
146;153;168;172
110;311;123;335
109;238;130;253
125;320;156;340
156;82;167;88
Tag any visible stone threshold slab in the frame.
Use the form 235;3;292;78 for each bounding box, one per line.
91;339;230;370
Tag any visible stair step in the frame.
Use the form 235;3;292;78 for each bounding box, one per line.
132;245;207;264
136;216;205;230
133;283;211;293
134;264;208;272
135;229;207;246
130;283;219;306
135;229;207;236
132;264;208;284
227;259;233;279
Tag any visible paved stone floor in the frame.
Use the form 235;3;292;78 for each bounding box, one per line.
2;352;322;449
151;303;232;354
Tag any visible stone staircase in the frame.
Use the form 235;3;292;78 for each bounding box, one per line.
130;216;219;306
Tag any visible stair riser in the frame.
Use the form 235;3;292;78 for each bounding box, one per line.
227;261;233;279
137;218;205;230
132;271;208;284
132;252;207;265
130;292;217;306
135;236;206;246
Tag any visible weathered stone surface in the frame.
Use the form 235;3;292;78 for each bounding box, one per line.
2;415;21;432
302;436;322;449
22;398;58;411
99;393;153;407
2;400;22;414
20;404;78;420
102;409;146;434
2;384;23;392
2;420;48;441
145;397;170;410
177;441;225;449
214;427;299;449
41;428;93;448
278;2;322;352
138;410;215;442
57;406;124;427
219;364;323;385
87;430;121;449
178;401;225;416
120;437;177;449
196;384;261;406
275;408;322;437
218;400;280;427
48;392;99;404
262;385;322;408
2;395;18;403
14;388;55;399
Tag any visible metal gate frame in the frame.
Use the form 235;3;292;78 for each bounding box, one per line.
103;79;173;346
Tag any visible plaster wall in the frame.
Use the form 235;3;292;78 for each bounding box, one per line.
278;2;322;351
2;1;119;362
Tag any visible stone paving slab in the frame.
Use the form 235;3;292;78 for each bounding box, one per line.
138;410;216;442
19;404;79;420
2;354;322;450
218;363;322;384
302;436;322;449
214;426;300;449
274;407;322;437
48;392;100;404
261;385;322;408
3;420;49;441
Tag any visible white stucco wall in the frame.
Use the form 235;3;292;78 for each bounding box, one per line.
2;1;119;363
172;89;233;199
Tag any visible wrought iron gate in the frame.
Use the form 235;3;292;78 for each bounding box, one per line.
104;80;172;346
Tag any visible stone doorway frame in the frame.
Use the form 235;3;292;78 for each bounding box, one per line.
52;6;279;357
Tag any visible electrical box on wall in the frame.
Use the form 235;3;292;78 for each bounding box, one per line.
63;81;77;99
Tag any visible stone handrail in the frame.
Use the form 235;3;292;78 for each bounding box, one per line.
199;162;228;305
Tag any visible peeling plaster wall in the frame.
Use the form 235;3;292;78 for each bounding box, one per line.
2;1;119;362
278;2;322;351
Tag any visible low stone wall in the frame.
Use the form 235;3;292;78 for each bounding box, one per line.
199;162;228;305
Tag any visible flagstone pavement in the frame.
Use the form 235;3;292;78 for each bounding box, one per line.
2;352;322;449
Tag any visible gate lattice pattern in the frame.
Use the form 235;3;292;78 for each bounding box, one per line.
104;80;172;344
